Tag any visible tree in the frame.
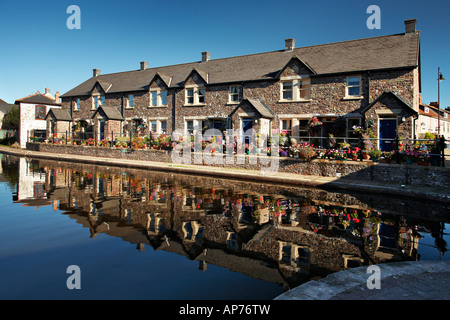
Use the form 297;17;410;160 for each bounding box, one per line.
2;105;19;130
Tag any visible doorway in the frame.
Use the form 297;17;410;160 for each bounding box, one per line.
242;118;253;145
99;120;105;140
379;118;397;151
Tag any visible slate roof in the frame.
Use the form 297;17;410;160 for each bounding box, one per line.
61;32;420;98
91;106;124;120
45;108;72;121
15;93;60;106
361;90;418;115
231;98;275;119
419;105;438;118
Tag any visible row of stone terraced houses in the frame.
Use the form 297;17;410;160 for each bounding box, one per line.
58;19;422;151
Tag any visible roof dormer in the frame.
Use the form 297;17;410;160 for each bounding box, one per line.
182;68;209;87
276;56;316;79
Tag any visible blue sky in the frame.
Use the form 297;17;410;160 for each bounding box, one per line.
0;0;448;108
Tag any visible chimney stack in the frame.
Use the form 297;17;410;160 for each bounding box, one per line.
285;38;295;51
404;19;417;34
140;61;148;70
202;51;210;62
93;68;101;77
55;92;60;103
45;88;51;95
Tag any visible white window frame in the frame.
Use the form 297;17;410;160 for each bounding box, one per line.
184;118;205;135
280;119;292;135
345;75;362;98
186;120;194;135
126;94;134;108
184;86;206;106
229;85;241;104
148;118;168;134
279;76;311;102
75;98;81;111
149;89;168;107
92;94;100;110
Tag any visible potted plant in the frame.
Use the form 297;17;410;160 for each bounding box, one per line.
416;152;430;166
297;143;316;162
383;151;393;163
348;147;360;161
335;150;347;161
369;149;381;162
405;149;417;164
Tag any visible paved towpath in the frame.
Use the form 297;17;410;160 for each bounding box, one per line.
275;260;450;300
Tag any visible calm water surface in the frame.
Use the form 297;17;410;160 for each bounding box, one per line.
0;154;448;300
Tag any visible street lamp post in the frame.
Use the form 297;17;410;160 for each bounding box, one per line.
438;67;445;136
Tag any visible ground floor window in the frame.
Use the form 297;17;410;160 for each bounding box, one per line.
346;118;362;137
281;119;292;135
148;119;168;134
31;129;47;142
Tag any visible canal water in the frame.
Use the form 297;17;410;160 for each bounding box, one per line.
0;154;448;300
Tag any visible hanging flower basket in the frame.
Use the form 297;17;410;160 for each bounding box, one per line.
309;117;323;128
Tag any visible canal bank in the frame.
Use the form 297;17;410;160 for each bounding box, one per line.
1;145;449;204
275;260;450;300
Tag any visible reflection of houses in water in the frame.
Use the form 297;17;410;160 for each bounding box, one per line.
14;158;446;290
14;158;52;208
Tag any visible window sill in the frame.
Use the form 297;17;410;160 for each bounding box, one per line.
278;99;311;103
342;96;363;101
226;101;240;105
148;105;167;108
125;107;134;109
183;104;206;107
73;109;80;112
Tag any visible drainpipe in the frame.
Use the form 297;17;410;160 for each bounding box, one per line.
364;71;371;129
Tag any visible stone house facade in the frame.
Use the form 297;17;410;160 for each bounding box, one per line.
60;19;421;151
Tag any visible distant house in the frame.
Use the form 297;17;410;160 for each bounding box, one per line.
15;88;62;148
417;102;450;140
0;98;15;127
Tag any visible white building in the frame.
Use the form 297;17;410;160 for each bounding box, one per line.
15;88;61;148
417;102;450;140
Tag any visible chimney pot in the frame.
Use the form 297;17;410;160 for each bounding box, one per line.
140;61;148;70
404;19;417;34
202;51;210;62
93;68;101;77
45;88;50;95
285;38;295;51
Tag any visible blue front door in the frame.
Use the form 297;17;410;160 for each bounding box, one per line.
242;119;253;145
99;120;105;140
379;119;397;151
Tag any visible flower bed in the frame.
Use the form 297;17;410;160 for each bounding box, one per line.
40;131;445;167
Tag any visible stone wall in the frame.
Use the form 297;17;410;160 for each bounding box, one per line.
26;142;450;188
